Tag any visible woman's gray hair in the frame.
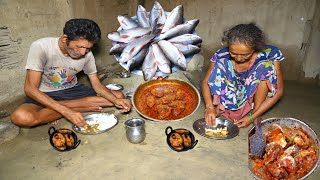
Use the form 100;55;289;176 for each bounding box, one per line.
222;23;266;52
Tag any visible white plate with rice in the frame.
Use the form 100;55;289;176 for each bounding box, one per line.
72;113;118;135
193;117;239;140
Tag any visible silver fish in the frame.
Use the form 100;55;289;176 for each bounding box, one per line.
125;47;148;72
172;43;201;56
109;43;127;55
142;46;157;81
107;31;134;43
194;43;202;47
167;34;202;45
117;15;140;30
149;1;167;29
157;40;187;70
119;34;155;63
161;5;183;34
137;5;150;28
151;43;171;74
156;19;200;41
107;27;151;43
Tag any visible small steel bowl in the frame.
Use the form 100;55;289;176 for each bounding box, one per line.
124;118;146;144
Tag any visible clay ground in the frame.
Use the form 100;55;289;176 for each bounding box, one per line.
0;72;319;180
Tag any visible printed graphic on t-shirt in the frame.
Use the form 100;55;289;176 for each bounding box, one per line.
43;66;78;89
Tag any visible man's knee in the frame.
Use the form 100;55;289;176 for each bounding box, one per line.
10;110;38;127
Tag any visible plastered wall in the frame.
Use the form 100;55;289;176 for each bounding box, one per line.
0;0;72;111
303;0;320;79
0;0;319;111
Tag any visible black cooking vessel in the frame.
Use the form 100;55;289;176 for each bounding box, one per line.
48;126;81;152
165;126;198;152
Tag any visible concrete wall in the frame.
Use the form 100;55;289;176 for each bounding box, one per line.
303;0;320;81
0;0;72;111
0;0;320;111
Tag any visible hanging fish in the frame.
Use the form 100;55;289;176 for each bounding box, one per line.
156;19;200;41
157;40;187;70
108;2;201;81
172;43;201;57
142;46;157;81
109;43;127;55
161;5;183;34
167;34;202;45
125;47;148;72
194;43;202;47
137;5;150;28
117;15;140;30
107;27;151;43
119;34;155;63
149;1;167;29
151;43;171;74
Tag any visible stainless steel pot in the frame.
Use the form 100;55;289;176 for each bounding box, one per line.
125;118;146;144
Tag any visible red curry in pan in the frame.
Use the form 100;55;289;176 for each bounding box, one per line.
133;79;200;121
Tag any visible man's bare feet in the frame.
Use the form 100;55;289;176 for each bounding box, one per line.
51;120;60;125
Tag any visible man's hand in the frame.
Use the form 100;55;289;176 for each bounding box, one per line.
114;98;132;113
62;108;87;127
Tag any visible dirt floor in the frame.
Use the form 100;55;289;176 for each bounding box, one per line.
0;71;319;180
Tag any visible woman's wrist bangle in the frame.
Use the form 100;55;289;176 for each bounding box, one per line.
249;112;254;123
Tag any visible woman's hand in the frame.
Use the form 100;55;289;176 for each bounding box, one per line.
235;115;252;128
205;108;217;126
202;62;217;127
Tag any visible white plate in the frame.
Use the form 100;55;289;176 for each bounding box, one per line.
72;113;118;135
106;84;124;91
193;117;239;140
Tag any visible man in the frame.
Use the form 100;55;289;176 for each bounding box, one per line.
11;18;131;127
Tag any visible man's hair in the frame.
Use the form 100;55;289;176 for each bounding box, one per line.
63;18;101;43
222;23;266;52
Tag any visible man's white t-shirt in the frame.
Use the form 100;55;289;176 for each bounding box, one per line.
25;37;97;92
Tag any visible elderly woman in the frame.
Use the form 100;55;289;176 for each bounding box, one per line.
202;23;284;128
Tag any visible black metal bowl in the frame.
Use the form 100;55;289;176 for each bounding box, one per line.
165;126;198;152
48;126;81;152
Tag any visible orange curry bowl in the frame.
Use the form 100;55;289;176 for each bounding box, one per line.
132;79;201;121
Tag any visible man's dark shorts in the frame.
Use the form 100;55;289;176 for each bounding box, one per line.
25;84;97;107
